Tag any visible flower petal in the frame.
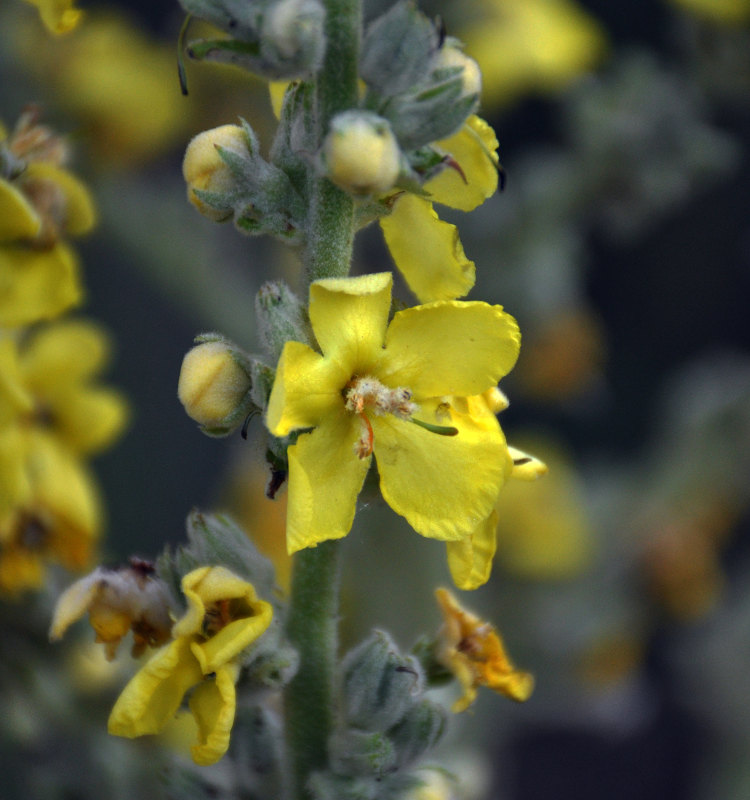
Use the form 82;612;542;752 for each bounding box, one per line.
266;341;348;437
373;400;511;541
286;412;370;553
380;195;475;302
189;663;239;766
427;116;500;212
0;243;82;326
309;272;393;371
23;0;83;34
445;509;499;590
108;638;202;737
378;302;520;398
0;178;41;242
21;162;97;235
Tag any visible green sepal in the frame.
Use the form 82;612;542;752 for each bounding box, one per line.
178;0;265;41
230;706;285;796
270;80;317;200
341;630;424;732
388;698;446;769
255;280;312;364
360;1;439;97
328;729;396;778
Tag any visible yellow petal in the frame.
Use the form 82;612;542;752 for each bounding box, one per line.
0;426;31;520
22;163;97;235
0;337;34;423
373;400;511;541
286;413;370;553
445;510;499;591
23;0;83;34
309;272;393;372
378;301;520;398
380;196;475;302
269;81;290;119
0;178;42;242
427;116;500;212
51;386;129;455
49;569;102;640
0;243;83;326
108;638;203;737
266;341;348;437
189;663;239;765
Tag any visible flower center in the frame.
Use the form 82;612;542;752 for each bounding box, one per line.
343;375;417;459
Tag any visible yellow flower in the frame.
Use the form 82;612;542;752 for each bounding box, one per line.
0;431;101;595
380;116;500;302
266;272;520;553
459;0;607;108
23;0;82;35
666;0;750;24
435;587;533;712
50;561;174;660
108;566;272;766
16;319;129;455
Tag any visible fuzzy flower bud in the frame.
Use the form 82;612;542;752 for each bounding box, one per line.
323;111;401;195
182;124;247;221
434;42;482;99
178;340;252;429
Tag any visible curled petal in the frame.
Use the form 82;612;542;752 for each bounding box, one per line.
428;116;500;212
286;413;370;553
309;273;393;372
380;195;475;302
0;178;41;242
189;663;239;766
108;638;203;737
266;341;348;437
373;400;511;541
379;302;520;398
445;510;499;591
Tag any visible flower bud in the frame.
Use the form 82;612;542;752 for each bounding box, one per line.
182;124;247;221
178;340;252;429
323;111;401;195
434;42;482;99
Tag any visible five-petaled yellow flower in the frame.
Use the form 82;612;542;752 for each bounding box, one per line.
266;272;520;554
435;587;534;712
108;566;272;766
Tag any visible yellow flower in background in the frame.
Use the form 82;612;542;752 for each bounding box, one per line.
435;587;534;712
459;0;606;108
0;431;101;595
380;116;500;302
108;566;272;766
12;12;187;167
666;0;750;24
266;272;520;553
22;0;82;35
18;319;129;455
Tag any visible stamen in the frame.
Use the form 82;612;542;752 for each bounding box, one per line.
409;417;458;436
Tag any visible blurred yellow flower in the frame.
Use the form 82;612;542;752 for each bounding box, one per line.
459;0;607;108
435;587;534;712
108;566;272;766
0;431;101;595
667;0;750;24
266;272;520;553
23;0;82;35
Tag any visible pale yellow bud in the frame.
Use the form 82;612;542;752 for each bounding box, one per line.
178;341;251;427
182;124;246;221
436;45;482;98
323;112;401;195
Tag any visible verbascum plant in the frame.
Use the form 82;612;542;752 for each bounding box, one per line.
50;2;548;798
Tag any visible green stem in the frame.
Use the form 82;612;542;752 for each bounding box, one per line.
284;4;360;797
284;541;343;800
304;0;361;285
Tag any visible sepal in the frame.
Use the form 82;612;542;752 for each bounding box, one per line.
328;729;397;778
388;698;446;769
255;280;311;364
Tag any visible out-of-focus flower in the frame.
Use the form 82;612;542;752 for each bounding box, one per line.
0;431;101;595
13;12;188;166
108;566;272;766
666;0;750;24
380;116;500;302
23;0;82;35
266;272;520;554
435;587;534;712
50;560;174;659
458;0;607;109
